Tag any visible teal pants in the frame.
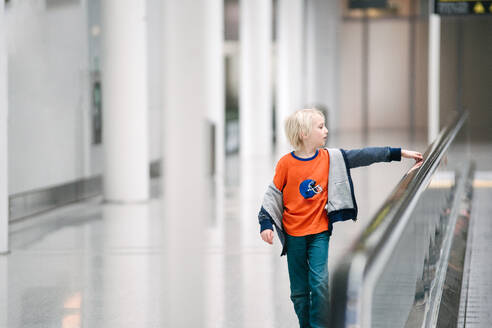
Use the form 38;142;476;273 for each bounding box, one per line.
286;231;330;328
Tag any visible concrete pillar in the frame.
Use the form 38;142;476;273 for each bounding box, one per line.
204;2;225;322
208;0;225;178
305;0;340;133
101;0;149;202
276;0;305;152
240;0;272;157
161;1;221;325
0;0;8;254
428;14;440;143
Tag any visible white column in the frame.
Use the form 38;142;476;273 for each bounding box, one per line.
276;0;305;152
161;1;220;326
0;0;8;254
428;13;440;143
204;3;225;324
0;5;8;325
207;0;225;178
305;0;340;133
240;0;272;157
101;0;149;202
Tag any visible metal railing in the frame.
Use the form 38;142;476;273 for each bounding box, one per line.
330;111;469;327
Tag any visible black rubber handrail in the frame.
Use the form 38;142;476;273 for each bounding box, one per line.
330;110;469;327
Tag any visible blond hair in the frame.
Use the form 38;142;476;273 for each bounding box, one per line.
284;108;325;150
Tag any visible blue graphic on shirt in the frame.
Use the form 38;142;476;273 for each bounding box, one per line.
299;179;323;199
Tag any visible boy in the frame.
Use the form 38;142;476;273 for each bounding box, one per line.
258;108;422;328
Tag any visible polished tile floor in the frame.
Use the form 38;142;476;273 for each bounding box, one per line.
1;130;468;328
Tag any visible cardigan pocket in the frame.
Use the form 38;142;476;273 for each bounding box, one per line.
331;180;352;209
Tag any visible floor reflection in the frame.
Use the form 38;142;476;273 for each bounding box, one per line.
0;256;7;328
101;203;155;327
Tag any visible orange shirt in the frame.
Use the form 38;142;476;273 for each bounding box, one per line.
273;148;330;236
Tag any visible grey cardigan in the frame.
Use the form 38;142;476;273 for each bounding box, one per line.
258;147;401;256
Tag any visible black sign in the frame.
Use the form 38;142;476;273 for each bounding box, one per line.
435;1;492;15
349;0;387;9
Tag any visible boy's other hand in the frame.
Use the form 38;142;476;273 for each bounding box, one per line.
260;229;274;245
401;149;423;163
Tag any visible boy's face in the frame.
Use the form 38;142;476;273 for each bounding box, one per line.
303;114;328;148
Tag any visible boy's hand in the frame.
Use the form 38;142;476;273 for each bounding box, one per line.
402;149;424;172
260;229;274;245
401;149;423;163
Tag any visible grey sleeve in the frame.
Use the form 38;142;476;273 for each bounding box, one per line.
344;147;401;169
260;182;284;230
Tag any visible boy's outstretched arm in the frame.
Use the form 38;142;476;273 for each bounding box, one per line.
344;147;422;169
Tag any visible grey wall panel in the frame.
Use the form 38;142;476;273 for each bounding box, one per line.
9;177;101;222
9;160;160;222
339;21;363;131
368;20;410;129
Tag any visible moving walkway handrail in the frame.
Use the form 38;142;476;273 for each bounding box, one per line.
330;111;469;327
